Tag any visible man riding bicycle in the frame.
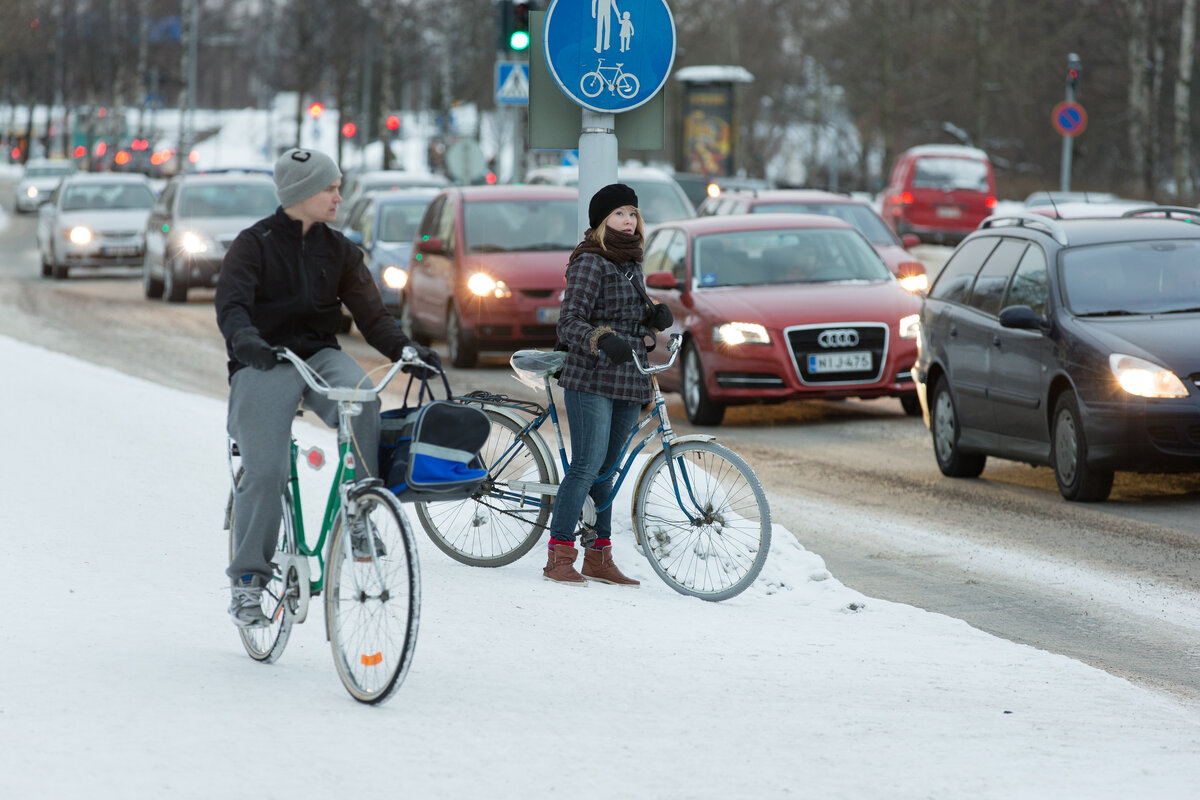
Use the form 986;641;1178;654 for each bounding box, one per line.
215;147;438;628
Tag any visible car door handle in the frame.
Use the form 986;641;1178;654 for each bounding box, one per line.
948;325;957;338
992;335;1002;348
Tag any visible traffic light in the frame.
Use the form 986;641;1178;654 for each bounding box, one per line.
342;122;357;138
385;115;400;132
510;2;531;51
1066;53;1081;98
308;102;324;119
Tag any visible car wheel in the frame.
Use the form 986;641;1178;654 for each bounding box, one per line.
1051;390;1114;502
164;257;188;303
447;304;478;369
143;254;164;299
929;377;985;477
681;340;725;426
900;394;922;417
40;246;52;278
51;258;68;281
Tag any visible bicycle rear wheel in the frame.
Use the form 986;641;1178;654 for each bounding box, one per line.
227;468;296;663
415;409;552;566
326;486;420;705
633;441;771;601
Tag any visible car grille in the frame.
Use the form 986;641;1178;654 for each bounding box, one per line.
520;289;555;299
98;229;140;239
786;323;888;385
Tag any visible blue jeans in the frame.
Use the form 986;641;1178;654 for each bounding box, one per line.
548;389;641;545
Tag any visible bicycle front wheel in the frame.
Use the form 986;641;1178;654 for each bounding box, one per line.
228;469;297;663
326;486;420;705
415;409;552;566
633;441;771;601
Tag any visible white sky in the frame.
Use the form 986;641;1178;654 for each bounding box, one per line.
3;334;1200;799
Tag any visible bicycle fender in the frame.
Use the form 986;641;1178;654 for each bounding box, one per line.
482;403;560;485
629;435;716;551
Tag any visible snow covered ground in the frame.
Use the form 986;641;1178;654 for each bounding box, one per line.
3;335;1200;799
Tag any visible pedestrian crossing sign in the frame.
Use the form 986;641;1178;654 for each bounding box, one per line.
496;62;530;106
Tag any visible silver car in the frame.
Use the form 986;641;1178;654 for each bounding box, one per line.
15;159;77;213
36;173;157;280
142;171;279;302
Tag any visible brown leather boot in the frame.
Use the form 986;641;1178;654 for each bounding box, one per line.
582;546;640;587
543;543;587;586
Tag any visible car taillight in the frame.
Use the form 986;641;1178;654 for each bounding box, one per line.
985;196;997;209
899;191;914;205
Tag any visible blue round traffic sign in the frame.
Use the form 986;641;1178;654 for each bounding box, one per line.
544;0;676;114
1051;100;1088;137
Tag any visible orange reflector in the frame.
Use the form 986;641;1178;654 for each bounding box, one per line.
361;652;383;667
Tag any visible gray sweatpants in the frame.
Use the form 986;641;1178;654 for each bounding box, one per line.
225;348;380;583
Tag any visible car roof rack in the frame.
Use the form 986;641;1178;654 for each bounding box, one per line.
978;213;1069;245
1119;205;1200;220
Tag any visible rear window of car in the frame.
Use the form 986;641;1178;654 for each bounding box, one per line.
693;228;890;288
929;237;999;303
463;200;577;252
751;202;900;246
912;157;990;192
1061;240;1200;316
62;183;156;211
179;184;278;218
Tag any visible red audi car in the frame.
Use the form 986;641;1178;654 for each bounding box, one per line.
642;214;922;425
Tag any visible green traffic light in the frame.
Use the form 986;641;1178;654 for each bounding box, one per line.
509;30;530;51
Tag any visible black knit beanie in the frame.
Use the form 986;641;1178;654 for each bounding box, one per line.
588;183;639;229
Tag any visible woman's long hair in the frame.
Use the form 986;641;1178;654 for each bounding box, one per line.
590;206;645;251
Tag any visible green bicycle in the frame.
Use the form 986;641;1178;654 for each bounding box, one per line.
224;347;421;705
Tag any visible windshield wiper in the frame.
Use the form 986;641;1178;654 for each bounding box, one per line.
522;243;572;251
1079;309;1139;317
1158;306;1200;314
469;245;511;253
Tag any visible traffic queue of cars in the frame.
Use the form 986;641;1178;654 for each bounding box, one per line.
21;152;1198;502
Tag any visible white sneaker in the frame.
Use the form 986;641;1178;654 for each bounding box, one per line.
228;575;269;628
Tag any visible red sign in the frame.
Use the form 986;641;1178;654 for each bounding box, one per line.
1052;101;1088;137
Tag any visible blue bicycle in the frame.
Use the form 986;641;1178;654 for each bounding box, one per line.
412;334;772;601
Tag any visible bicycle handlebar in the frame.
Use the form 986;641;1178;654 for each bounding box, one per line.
632;332;683;376
274;346;427;402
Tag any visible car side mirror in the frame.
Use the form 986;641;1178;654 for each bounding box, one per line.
901;233;921;249
998;304;1047;331
645;270;679;290
416;236;444;255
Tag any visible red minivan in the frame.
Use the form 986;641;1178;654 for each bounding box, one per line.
881;145;996;244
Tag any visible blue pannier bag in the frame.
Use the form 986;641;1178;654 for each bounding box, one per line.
378;370;489;502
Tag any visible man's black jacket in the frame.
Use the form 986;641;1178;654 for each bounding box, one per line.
215;207;411;378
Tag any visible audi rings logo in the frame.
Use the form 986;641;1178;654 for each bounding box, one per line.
817;329;860;348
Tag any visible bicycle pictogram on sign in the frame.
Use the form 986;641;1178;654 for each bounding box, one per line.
580;59;641;100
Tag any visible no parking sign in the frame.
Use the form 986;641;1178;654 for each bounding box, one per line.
1051;100;1088;137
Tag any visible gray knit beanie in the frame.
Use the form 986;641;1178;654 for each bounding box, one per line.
273;148;341;207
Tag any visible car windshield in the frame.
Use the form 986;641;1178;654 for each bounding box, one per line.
26;166;74;178
464;200;578;252
1061;240;1200;316
622;179;693;224
912;157;990;192
62;183;156;211
693;228;892;288
751;202;900;246
178;184;278;218
378;202;428;242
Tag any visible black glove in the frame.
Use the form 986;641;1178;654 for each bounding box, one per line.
647;303;674;331
231;328;278;371
399;343;442;377
597;332;633;365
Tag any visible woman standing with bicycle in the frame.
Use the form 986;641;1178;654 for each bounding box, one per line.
546;183;673;586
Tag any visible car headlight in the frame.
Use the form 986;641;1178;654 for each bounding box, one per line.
382;265;407;290
899;273;929;293
26;186;38;199
899;314;920;339
467;272;511;298
180;231;209;255
68;226;92;245
1109;353;1189;398
713;322;770;345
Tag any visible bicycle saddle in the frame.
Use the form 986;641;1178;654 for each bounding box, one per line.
510;349;566;376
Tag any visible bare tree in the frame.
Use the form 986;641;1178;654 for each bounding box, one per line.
1174;0;1196;201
